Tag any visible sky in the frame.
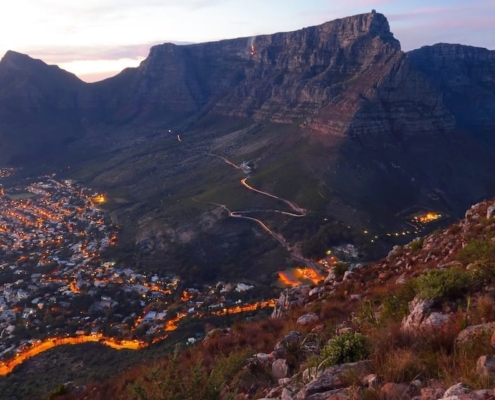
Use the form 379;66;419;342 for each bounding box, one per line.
0;0;494;82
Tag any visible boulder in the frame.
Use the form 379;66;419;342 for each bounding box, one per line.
279;378;292;386
396;274;407;284
487;206;495;219
422;312;450;330
420;387;445;399
402;297;434;332
456;323;494;346
272;358;290;380
443;383;470;397
297;313;319;326
300;360;372;397
273;331;303;359
442;390;493;399
381;382;414;399
309;287;324;297
281;388;295;400
476;355;495;378
302;388;349;400
255;353;271;363
325;271;336;283
361;373;380;388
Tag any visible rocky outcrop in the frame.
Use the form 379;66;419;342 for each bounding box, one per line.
272;286;311;318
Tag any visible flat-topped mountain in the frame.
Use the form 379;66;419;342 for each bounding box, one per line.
0;12;494;281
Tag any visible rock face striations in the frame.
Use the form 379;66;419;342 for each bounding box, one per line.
0;11;493;157
409;43;495;133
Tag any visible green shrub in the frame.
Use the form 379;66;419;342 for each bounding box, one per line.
457;239;495;265
381;281;416;321
319;331;369;368
409;238;424;252
334;262;350;279
414;267;473;301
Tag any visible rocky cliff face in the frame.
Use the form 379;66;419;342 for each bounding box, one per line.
90;11;454;138
0;11;490;153
409;44;495;133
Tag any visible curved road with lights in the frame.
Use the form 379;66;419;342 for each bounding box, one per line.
206;154;317;269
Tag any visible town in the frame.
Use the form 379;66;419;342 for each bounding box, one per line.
0;174;275;375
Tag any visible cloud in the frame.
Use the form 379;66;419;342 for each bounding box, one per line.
18;41;193;64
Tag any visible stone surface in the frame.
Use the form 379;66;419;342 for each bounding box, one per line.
402;297;434;332
456;324;494;346
476;355;495;378
420;387;445;399
273;331;303;359
301;360;372;397
297;313;319;326
422;312;450;330
272;358;290;380
381;382;414;399
443;383;471;397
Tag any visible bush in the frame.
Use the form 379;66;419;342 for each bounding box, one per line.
409;238;424;252
381;281;416;321
334;262;350;279
457;239;495;265
319;331;369;368
414;267;474;301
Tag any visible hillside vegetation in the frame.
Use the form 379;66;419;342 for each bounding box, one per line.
44;199;495;399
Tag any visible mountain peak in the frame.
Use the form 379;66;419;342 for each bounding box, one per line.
0;50;36;67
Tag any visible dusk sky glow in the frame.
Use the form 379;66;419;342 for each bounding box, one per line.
1;0;494;82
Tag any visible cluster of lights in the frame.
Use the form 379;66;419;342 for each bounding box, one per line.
413;211;442;224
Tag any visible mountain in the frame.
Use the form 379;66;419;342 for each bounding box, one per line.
0;12;495;281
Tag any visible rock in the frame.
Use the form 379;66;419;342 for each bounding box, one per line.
297;313;319;325
272;287;311;318
325;271;336;283
379;272;391;280
443;383;470;397
441;390;494;399
396;274;407;284
422;312;450;330
266;386;282;398
456;323;494;346
361;373;380;388
255;353;271;363
273;331;303;359
402;297;434;332
476;355;495;378
343;271;353;280
272;359;290;380
309;287;324;297
487;206;495;219
420;387;445;399
301;360;372;397
303;367;319;383
302;388;349;400
279;377;292;386
411;379;422;389
381;382;414;399
349;294;363;301
281;388;294;400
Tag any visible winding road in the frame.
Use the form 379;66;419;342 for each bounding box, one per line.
205;154;318;269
